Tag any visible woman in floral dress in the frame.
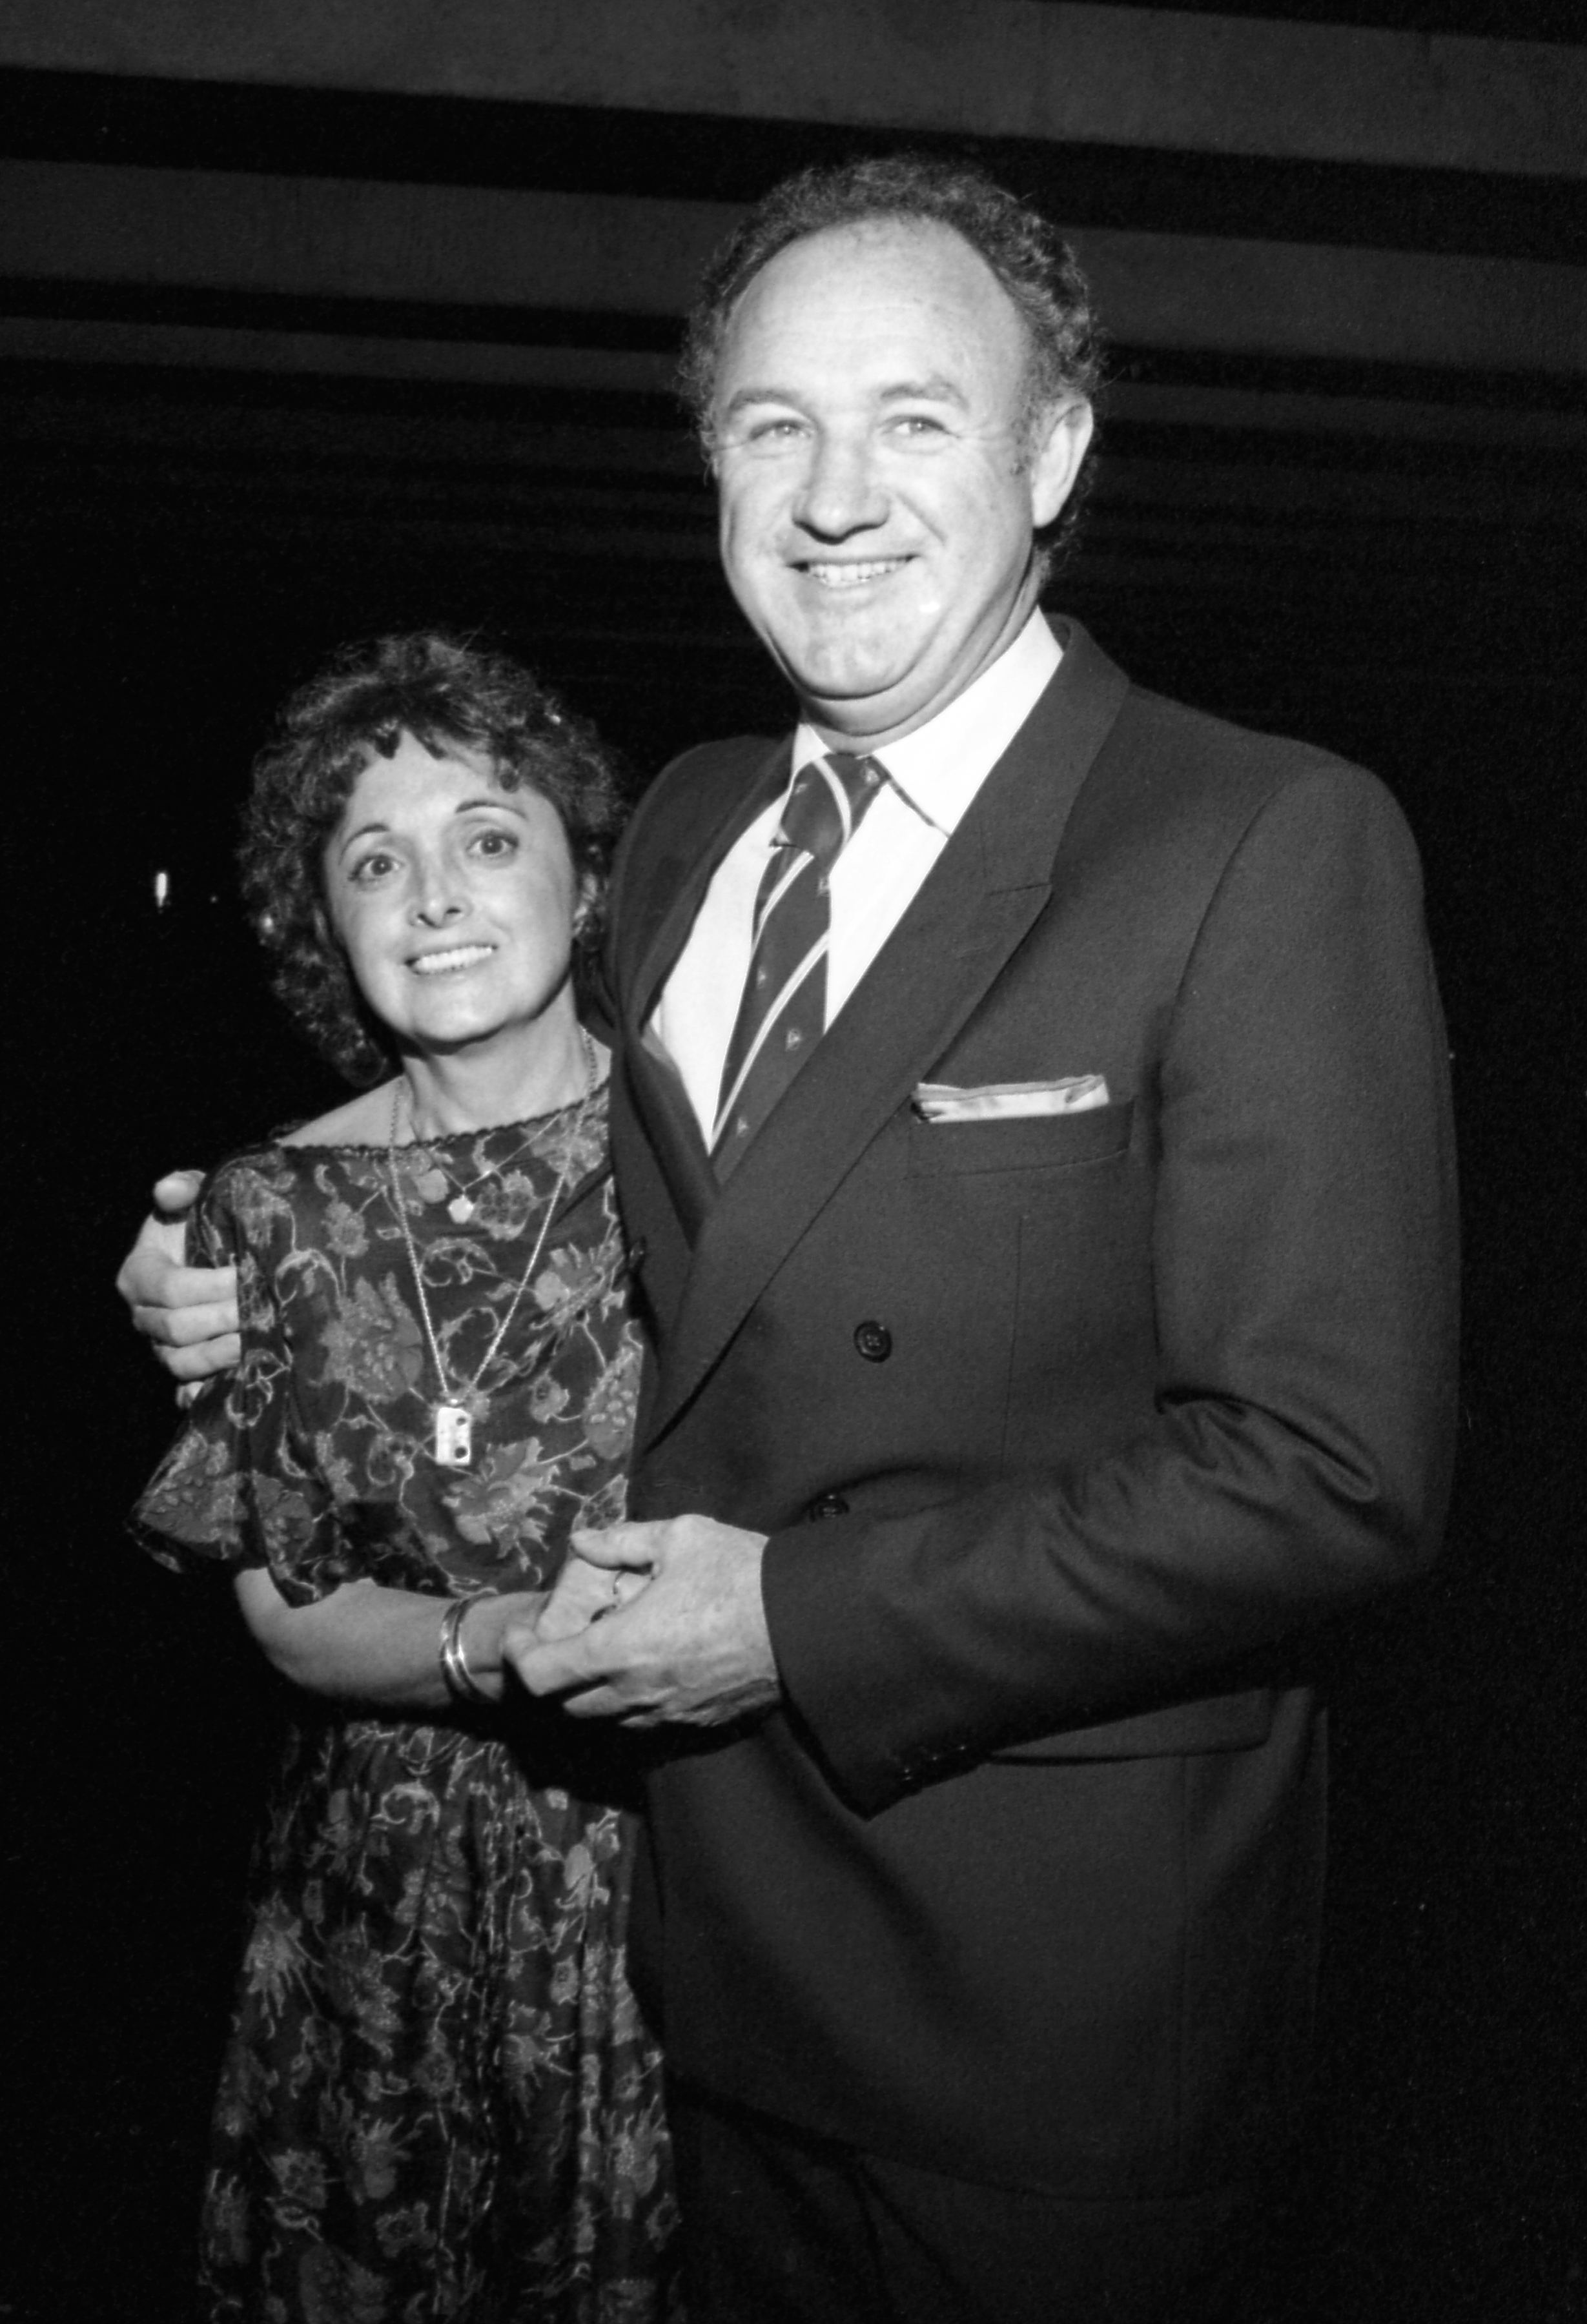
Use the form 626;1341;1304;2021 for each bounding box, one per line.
134;635;677;2323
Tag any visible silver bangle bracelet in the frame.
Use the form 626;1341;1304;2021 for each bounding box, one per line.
438;1596;491;1704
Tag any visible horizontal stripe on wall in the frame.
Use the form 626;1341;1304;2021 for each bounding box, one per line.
1021;0;1580;37
3;0;1582;178
6;355;1579;538
3;161;1582;377
0;70;1580;267
6;301;1586;431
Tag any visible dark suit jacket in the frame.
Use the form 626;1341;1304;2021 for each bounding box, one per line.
604;622;1459;2197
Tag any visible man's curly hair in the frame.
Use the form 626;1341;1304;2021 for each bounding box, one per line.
240;632;628;1087
678;152;1105;575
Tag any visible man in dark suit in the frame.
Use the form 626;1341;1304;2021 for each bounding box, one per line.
124;157;1458;2323
505;156;1459;2322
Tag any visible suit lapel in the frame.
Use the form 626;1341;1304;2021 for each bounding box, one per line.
619;735;790;1241
628;734;792;1032
642;623;1130;1448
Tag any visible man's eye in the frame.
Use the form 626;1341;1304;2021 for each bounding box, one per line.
745;418;803;444
890;414;947;438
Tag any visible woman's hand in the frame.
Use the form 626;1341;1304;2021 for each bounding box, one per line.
452;1590;551;1701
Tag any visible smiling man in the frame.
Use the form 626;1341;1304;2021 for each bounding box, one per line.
710;213;1091;738
508;157;1458;2322
123;157;1459;2323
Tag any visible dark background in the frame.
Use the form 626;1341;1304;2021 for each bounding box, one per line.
3;16;1584;2319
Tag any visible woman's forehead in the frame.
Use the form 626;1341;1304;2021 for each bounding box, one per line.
342;730;505;811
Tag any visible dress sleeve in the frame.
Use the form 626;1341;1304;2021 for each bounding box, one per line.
129;1152;353;1604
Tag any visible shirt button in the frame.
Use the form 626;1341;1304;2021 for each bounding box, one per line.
807;1493;850;1521
853;1320;892;1362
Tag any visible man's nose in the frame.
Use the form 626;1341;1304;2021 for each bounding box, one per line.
792;433;886;538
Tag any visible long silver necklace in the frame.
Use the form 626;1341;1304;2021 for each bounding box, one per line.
386;1029;597;1469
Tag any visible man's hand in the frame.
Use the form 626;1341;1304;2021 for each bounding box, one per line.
116;1170;240;1387
533;1550;654;1644
505;1516;780;1728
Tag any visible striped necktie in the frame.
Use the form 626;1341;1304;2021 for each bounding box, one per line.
711;751;886;1178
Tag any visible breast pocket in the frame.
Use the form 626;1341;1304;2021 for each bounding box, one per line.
906;1097;1134;1177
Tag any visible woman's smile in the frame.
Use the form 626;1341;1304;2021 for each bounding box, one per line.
408;941;498;977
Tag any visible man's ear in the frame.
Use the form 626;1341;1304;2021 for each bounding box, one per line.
1028;398;1095;530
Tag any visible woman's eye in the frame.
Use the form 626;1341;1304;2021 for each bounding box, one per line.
349;851;397;886
471;828;517;859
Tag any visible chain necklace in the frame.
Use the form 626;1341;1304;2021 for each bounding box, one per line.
386;1028;597;1469
408;1117;551;1226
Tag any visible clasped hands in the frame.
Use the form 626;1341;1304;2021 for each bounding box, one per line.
119;1178;777;1729
504;1516;781;1729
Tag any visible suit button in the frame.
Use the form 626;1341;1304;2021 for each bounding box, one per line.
807;1493;850;1521
854;1320;892;1362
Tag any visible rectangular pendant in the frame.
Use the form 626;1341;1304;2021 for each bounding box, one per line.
433;1403;473;1468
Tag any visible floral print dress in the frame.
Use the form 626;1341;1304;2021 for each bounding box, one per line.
133;1088;679;2324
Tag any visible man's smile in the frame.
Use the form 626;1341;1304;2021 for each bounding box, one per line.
797;558;912;590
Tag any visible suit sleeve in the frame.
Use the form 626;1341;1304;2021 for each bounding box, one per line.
763;762;1460;1813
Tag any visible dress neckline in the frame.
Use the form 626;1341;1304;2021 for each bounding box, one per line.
280;1081;607;1156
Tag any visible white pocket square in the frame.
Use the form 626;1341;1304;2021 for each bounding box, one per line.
913;1074;1111;1123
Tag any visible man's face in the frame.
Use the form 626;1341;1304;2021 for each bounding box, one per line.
712;218;1092;750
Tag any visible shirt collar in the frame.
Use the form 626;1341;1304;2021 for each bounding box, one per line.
791;611;1062;837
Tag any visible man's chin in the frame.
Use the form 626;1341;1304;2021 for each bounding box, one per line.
770;644;919;733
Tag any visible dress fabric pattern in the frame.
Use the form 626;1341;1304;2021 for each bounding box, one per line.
133;1089;678;2324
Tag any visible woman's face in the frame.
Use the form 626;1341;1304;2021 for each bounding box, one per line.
323;732;583;1061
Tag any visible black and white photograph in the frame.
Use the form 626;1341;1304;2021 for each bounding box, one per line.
3;4;1581;2319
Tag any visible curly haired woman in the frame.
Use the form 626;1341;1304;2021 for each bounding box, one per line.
134;633;679;2323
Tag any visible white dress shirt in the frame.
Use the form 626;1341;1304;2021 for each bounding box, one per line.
650;612;1063;1143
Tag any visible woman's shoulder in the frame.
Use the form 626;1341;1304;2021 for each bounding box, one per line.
198;1094;397;1256
190;1138;309;1265
203;1137;298;1196
197;1118;392;1268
